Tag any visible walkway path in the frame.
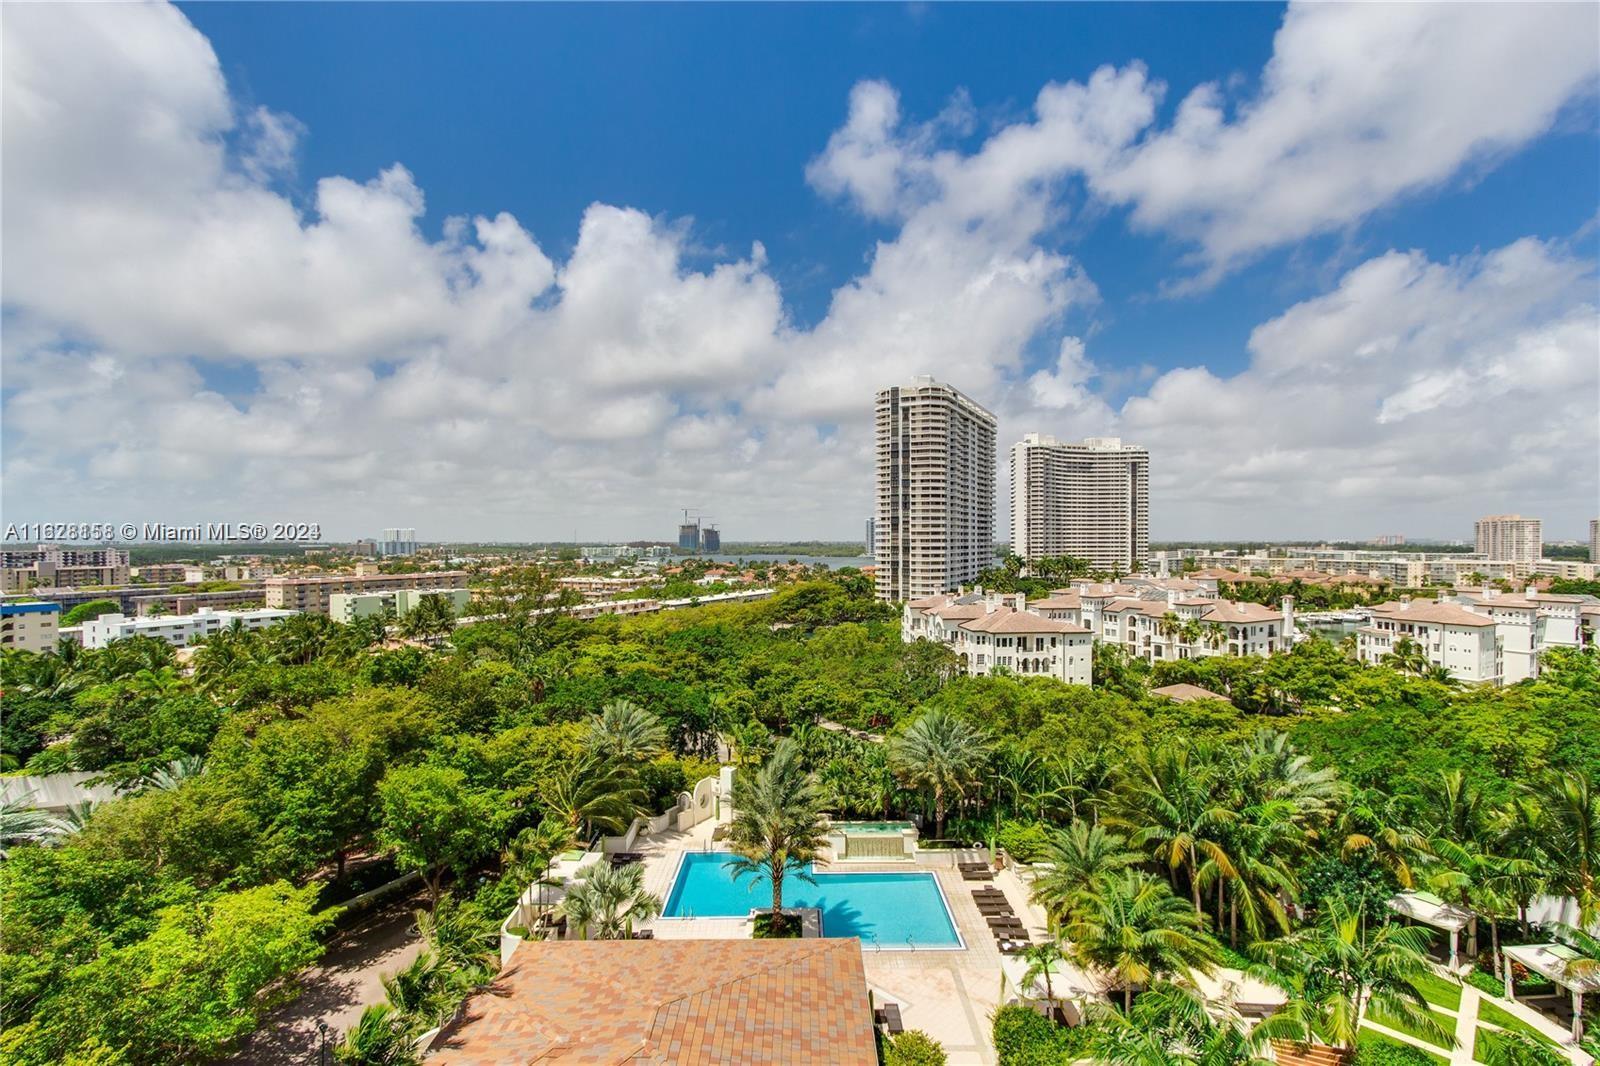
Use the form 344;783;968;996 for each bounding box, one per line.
1356;974;1592;1066
225;892;426;1064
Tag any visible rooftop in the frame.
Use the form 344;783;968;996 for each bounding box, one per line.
1150;683;1232;704
428;937;878;1065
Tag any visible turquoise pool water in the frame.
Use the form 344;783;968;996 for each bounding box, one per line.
662;852;961;949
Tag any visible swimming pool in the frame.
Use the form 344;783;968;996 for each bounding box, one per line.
662;852;962;949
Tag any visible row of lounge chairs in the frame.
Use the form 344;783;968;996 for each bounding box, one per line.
972;885;1032;954
958;860;994;882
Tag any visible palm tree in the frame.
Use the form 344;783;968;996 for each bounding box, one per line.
0;790;66;857
1019;939;1068;1006
379;952;458;1033
1110;742;1237;914
585;699;667;762
557;861;662;940
888;707;989;840
1081;981;1277;1066
1065;871;1222;1011
505;817;576;913
1528;769;1598;926
336;1003;421;1065
539;754;647;841
1336;785;1429;890
1028;819;1141;927
1254;900;1454;1053
1383;636;1430;676
140;754;206;792
726;739;831;928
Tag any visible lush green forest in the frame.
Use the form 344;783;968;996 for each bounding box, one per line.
1;568;1596;1063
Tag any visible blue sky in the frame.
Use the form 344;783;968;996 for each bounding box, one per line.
4;2;1598;541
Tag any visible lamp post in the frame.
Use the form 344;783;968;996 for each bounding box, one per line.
316;1019;330;1065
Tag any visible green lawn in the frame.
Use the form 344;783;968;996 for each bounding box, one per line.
1477;999;1559;1048
1410;971;1464;1011
1366;1003;1459;1050
1355;1029;1451;1065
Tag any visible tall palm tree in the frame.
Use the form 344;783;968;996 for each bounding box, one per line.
1253;900;1454;1053
1336;786;1429;890
888;707;989;840
337;1003;420;1065
1382;637;1430;676
1029;819;1141;927
1019;939;1068;1006
1528;769;1598;926
1065;871;1222;1011
557;861;663;940
1110;742;1237;914
538;754;647;841
726;739;831;926
585;698;667;762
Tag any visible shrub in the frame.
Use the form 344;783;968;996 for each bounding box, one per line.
1354;1030;1444;1065
997;821;1052;863
751;912;801;938
992;1004;1085;1066
883;1029;947;1066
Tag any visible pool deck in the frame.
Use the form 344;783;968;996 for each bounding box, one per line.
627;819;1078;1064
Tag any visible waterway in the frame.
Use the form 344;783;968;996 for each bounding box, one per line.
703;553;872;569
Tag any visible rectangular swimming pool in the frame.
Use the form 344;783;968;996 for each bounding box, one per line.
661;852;962;949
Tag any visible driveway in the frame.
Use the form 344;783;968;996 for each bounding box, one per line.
225;892;426;1064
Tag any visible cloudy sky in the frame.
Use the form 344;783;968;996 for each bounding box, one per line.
3;2;1597;544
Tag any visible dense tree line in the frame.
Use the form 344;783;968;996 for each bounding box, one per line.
1;569;1596;1063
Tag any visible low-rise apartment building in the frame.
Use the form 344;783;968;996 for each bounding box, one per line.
902;577;1296;684
555;575;654;601
0;602;61;653
2;545;131;593
328;587;474;623
903;591;1093;684
1355;587;1594;684
264;571;470;615
81;607;298;649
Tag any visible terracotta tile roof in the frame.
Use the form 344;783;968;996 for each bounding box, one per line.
959;608;1088;634
1030;592;1082;609
1200;601;1283;624
1368;600;1495;627
1151;683;1232;704
429;938;878;1065
906;594;950;610
929;604;986;620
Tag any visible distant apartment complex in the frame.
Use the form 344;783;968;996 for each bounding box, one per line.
80;607;297;649
1474;514;1542;564
873;378;997;601
1356;588;1591;685
379;528;418;557
0;602;60;653
328;587;473;624
263;571;469;615
1151;545;1599;585
1;545;130;593
903;575;1296;685
1010;434;1149;574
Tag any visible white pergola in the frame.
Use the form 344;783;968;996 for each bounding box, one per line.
1388;890;1474;970
1501;942;1598;1044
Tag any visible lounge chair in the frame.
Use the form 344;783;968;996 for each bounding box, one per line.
879;1003;904;1034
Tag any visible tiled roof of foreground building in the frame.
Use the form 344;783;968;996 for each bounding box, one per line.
427;937;878;1065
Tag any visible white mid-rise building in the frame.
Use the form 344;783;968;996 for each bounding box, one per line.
81;607;297;649
902;592;1093;684
1474;515;1542;564
1356;587;1593;684
874;378;997;602
1010;434;1149;574
1590;518;1599;564
902;576;1297;684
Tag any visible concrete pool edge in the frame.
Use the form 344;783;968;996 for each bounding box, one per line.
654;848;967;952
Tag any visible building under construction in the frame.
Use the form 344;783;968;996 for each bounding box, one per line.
675;511;721;554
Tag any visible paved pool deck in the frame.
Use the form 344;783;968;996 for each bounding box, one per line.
626;820;1096;1065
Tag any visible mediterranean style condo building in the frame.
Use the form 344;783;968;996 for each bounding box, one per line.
1010;433;1149;573
1356;588;1592;684
902;575;1296;685
874;378;997;602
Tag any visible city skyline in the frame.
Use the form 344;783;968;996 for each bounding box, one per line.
3;3;1597;542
